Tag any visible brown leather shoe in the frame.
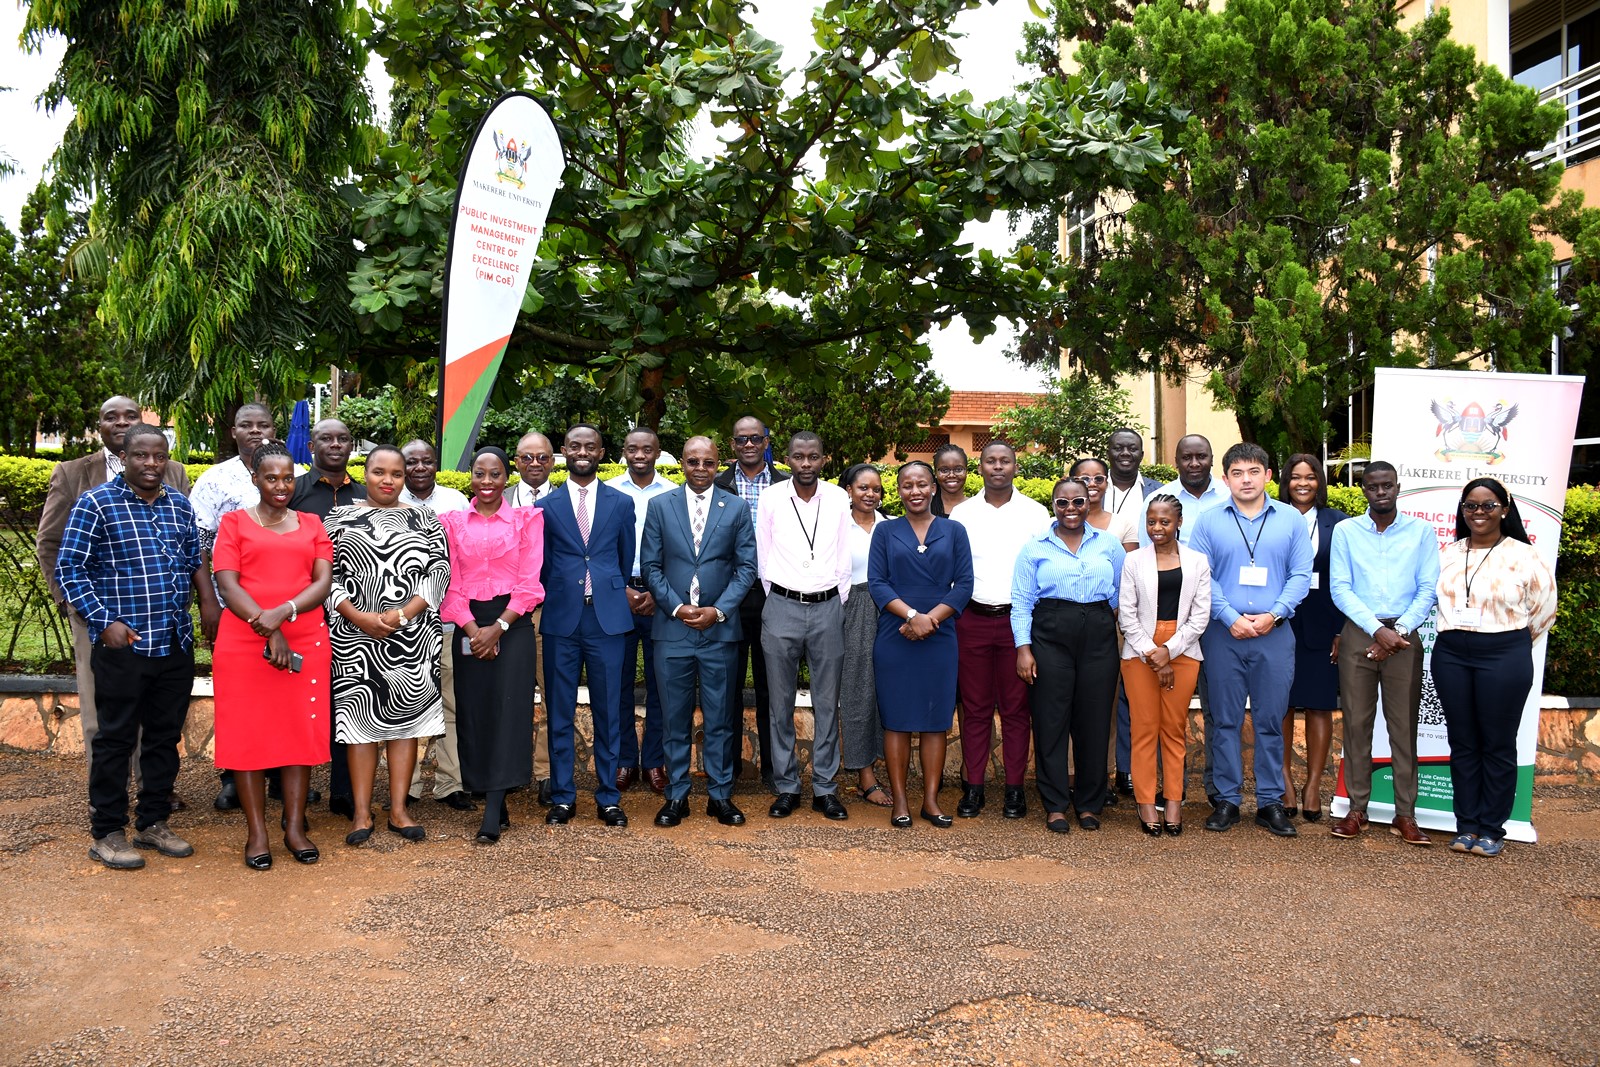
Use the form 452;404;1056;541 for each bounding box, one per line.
616;766;639;792
644;766;667;794
1390;815;1432;846
1330;810;1366;839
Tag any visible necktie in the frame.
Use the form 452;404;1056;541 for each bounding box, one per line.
690;494;706;606
577;485;592;596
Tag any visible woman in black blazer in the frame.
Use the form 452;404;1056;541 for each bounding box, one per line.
1280;455;1346;822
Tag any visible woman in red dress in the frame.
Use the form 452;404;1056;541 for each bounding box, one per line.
213;442;334;870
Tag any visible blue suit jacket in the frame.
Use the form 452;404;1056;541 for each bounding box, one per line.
536;479;635;637
641;485;757;644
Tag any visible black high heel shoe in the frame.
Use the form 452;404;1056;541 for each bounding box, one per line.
244;850;272;870
388;821;426;842
1163;820;1184;836
285;838;319;864
1140;819;1163;836
920;809;953;828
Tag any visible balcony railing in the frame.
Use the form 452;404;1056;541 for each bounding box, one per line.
1532;61;1600;168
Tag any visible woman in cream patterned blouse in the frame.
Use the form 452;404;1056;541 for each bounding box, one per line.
1431;477;1556;858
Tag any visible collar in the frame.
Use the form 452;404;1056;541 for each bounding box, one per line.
1170;477;1224;501
1038;523;1105;548
313;468;351;490
1358;509;1408;533
1223;498;1274;522
612;472;675;492
734;465;771;483
465;500;514;523
109;475;168;505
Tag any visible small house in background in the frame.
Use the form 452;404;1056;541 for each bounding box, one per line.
881;390;1044;462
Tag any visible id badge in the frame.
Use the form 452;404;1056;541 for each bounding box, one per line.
1456;605;1482;627
1239;565;1268;587
1309;573;1320;590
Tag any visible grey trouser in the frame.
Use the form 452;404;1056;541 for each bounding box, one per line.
411;631;463;798
761;592;844;796
1337;619;1424;818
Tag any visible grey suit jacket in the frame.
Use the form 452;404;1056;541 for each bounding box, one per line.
1117;543;1211;662
36;451;192;605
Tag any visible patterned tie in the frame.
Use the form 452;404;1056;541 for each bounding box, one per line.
689;493;706;606
577;484;592;596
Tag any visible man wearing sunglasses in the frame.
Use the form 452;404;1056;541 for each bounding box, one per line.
714;417;789;786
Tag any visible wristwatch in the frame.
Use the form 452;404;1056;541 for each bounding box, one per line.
905;608;919;622
1393;624;1410;638
1270;613;1284;628
394;610;411;628
714;608;727;624
495;617;511;632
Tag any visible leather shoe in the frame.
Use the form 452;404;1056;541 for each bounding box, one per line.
956;784;985;819
1077;813;1100;831
328;794;356;819
1254;802;1299;837
616;766;640;792
644;767;668;794
1205;800;1241;832
768;792;802;818
707;798;746;826
1330;810;1367;839
1002;786;1027;819
537;778;553;806
439;791;478;811
306;787;323;805
812;794;849;820
213;778;240;811
654;799;689;827
545;803;576;825
598;805;628;827
1115;771;1135;797
167;791;187;813
1390;815;1432;846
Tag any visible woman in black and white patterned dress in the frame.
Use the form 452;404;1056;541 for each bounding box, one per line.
324;445;451;846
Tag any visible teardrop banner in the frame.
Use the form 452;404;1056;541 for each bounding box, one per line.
437;92;565;470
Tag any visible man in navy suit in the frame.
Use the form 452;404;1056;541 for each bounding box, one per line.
641;437;759;827
536;425;636;826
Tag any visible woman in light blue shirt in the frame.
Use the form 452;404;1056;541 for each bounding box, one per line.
1012;477;1126;833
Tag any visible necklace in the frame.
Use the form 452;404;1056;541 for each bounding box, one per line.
250;505;287;528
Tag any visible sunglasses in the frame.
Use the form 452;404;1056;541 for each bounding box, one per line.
1053;496;1089;509
517;453;553;464
731;435;767;446
1460;501;1503;514
1076;474;1108;485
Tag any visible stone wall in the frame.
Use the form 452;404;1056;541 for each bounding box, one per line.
4;679;1598;783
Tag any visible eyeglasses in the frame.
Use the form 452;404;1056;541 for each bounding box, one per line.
731;435;767;446
1053;497;1089;509
1460;501;1503;514
1076;474;1107;485
517;453;553;464
935;466;967;476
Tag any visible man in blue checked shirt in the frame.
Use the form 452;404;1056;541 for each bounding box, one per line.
56;424;219;870
1189;443;1313;837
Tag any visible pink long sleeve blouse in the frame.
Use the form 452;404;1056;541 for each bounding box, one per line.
439;501;546;626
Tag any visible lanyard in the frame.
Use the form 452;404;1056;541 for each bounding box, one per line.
1463;535;1504;606
1231;506;1270;565
790;495;821;562
1110;482;1137;515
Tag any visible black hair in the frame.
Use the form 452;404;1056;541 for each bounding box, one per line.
839;463;881;490
623;426;659;444
471;445;511;475
1278;453;1328;508
563;423;604;449
1454;477;1531;544
1221;442;1271;472
250;440;293;474
234;402;272;423
121;423;168;452
365;443;405;468
1052;476;1088;498
1146;492;1183;517
1069;456;1108;477
1108;427;1143;444
897;460;936;481
1363;460;1397;480
932;443;968;468
787;429;824;452
979;440;1016;459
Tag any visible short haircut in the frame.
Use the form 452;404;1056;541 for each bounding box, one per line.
251;440;293;474
623;426;659;444
839;463;880;490
401;438;438;456
1277;453;1327;508
1109;427;1143;443
1221;442;1270;472
1146;491;1182;517
366;443;405;467
788;430;824;452
563;423;603;448
235;403;272;423
121;423;168;451
1363;460;1397;480
980;440;1015;459
932;442;968;467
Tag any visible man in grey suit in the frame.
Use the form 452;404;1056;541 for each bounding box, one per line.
641;437;759;827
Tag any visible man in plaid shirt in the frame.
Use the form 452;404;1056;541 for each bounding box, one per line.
55;424;220;870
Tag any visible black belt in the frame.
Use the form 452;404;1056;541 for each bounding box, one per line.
582;595;594;606
968;602;1011;618
770;583;839;604
627;578;649;591
1377;616;1400;628
1037;598;1111;611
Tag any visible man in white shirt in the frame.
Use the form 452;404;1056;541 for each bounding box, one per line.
604;427;676;793
756;431;853;820
398;439;476;812
506;430;555;802
950;442;1049;820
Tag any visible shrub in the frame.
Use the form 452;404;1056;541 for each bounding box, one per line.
0;457;56;513
1548;485;1600;696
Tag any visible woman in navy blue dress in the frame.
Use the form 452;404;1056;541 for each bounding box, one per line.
870;462;974;828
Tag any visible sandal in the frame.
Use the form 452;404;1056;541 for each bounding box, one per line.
857;783;892;807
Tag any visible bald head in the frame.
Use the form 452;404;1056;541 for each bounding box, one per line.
515;431;556;490
682;436;720;492
98;396;142;452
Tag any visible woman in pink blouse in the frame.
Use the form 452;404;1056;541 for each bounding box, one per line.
439;446;545;844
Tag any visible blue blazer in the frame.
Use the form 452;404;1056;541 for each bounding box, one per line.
641;486;757;645
536;480;635;637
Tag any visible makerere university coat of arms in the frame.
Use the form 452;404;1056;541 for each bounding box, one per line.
491;131;532;188
1429;399;1518;462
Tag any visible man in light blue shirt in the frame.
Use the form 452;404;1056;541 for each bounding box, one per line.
1190;443;1313;836
1327;460;1440;845
605;427;677;793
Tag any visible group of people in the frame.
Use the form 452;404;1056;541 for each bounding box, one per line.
38;398;1557;872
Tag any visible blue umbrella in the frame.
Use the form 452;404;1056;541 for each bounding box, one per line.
286;400;313;464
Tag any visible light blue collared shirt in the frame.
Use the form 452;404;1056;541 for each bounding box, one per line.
1329;511;1440;637
605;472;676;576
1139;476;1229;546
1189;497;1313;627
1010;524;1126;646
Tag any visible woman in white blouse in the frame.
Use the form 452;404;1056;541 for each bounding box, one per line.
1117;494;1211;835
837;464;890;806
1432;477;1556;858
1071;456;1140;551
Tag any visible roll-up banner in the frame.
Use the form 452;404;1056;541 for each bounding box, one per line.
1331;367;1584;842
437;92;564;471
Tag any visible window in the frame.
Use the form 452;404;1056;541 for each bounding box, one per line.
1514;2;1600;164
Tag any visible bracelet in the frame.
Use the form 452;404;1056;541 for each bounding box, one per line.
284;600;298;623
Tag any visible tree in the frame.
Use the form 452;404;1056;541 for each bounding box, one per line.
0;184;130;454
992;374;1141;471
764;362;951;478
24;0;378;449
1015;0;1600;456
347;0;1181;435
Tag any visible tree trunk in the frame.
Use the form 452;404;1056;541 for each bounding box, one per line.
638;364;667;431
216;402;241;459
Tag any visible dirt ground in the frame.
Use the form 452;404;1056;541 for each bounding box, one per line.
2;752;1598;1067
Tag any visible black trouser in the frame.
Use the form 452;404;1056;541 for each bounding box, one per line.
87;644;193;839
1432;628;1533;842
729;585;772;777
1027;599;1120;815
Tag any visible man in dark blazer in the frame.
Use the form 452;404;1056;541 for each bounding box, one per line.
713;416;789;785
537;424;636;826
641;437;759;827
36;396;195;810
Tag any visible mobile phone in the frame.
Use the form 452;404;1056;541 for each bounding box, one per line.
261;644;305;672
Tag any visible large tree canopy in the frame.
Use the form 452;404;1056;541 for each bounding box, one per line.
25;0;377;446
1017;0;1600;456
350;0;1180;431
